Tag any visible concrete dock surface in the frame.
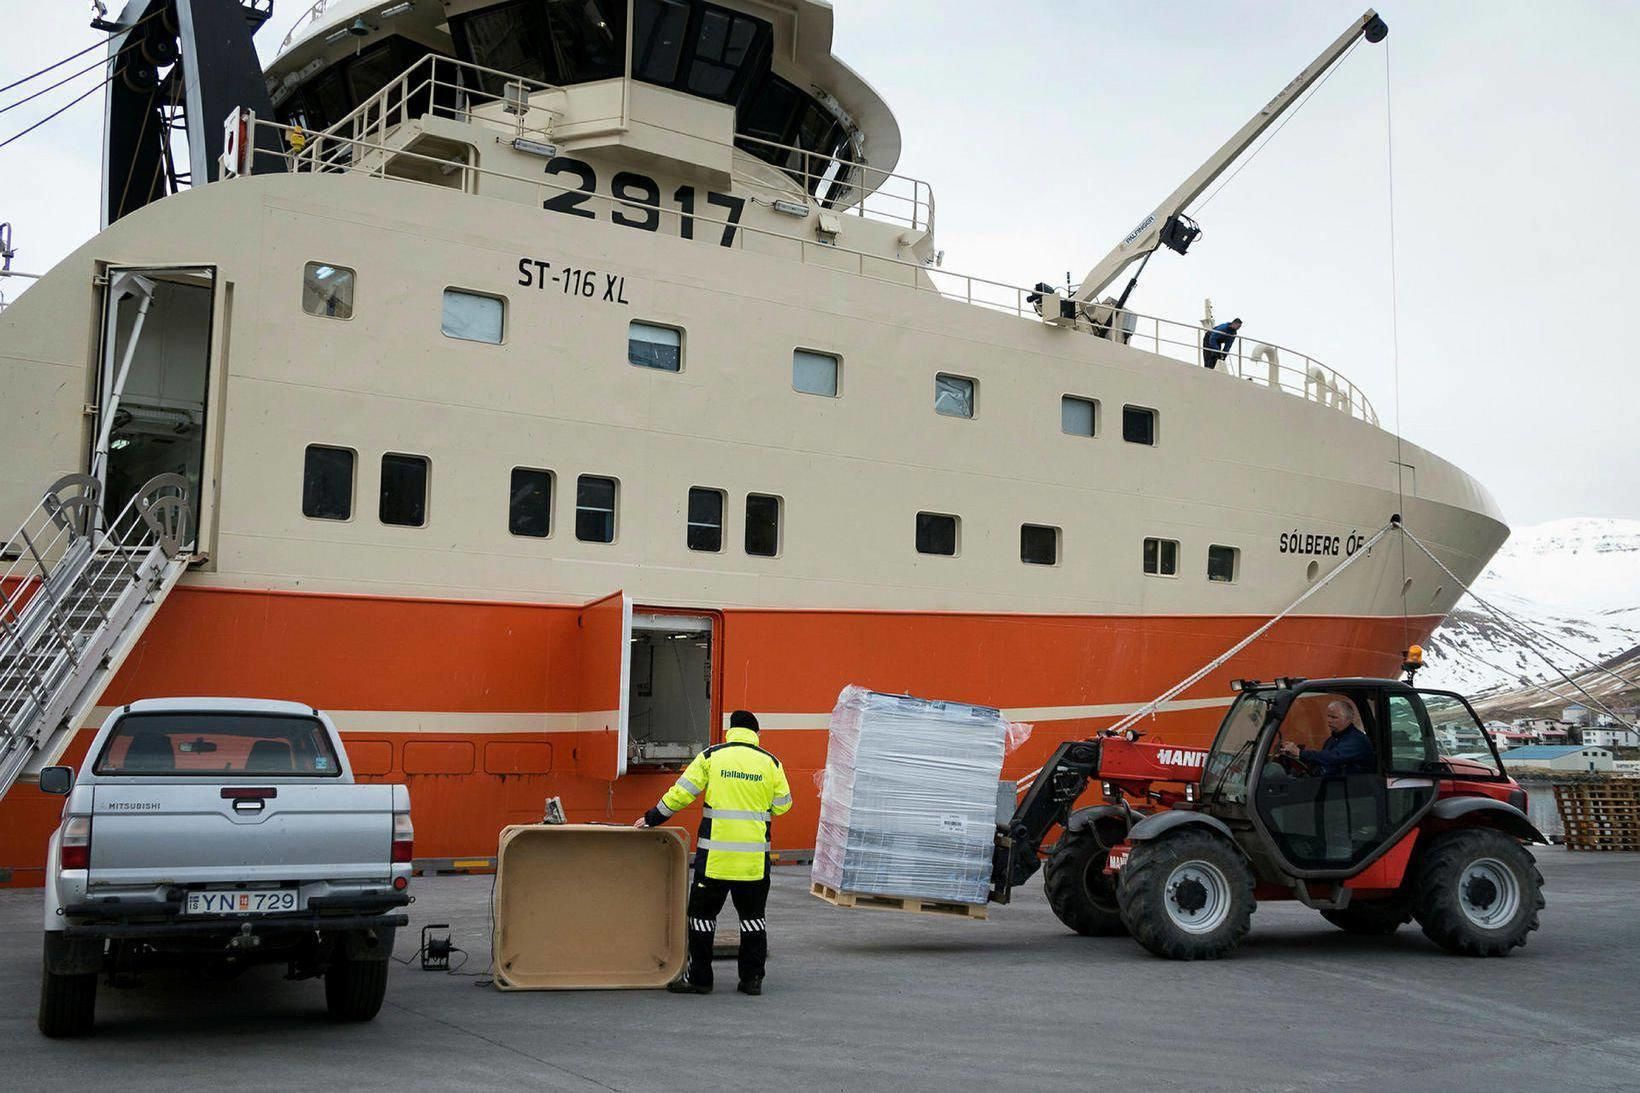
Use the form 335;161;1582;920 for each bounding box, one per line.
3;846;1637;1092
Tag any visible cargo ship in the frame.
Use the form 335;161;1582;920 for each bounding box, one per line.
0;1;1505;883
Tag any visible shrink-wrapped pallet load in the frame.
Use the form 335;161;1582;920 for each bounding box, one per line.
812;686;1011;910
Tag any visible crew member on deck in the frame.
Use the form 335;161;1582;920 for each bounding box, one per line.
635;710;793;996
1202;317;1243;370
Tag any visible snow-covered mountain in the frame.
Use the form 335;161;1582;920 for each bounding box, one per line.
1418;518;1640;702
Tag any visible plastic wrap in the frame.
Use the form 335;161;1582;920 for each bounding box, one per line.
812;685;1008;905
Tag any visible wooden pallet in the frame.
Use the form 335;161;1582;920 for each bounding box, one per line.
1554;782;1640;851
810;881;988;920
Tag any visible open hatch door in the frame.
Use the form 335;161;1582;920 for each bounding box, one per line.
575;591;631;780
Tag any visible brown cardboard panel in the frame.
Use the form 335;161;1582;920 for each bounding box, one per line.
492;824;688;990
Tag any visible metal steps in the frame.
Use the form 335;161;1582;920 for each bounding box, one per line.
0;473;192;801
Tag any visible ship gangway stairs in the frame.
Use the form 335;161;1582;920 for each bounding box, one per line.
0;473;192;802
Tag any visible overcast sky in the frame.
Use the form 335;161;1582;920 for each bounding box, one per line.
1;1;1635;527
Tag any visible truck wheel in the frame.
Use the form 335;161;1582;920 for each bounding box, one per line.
1044;829;1127;936
1412;828;1544;957
1321;899;1411;936
38;939;97;1038
325;954;389;1021
1117;829;1255;960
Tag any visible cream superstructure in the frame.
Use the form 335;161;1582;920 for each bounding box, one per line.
0;1;1504;877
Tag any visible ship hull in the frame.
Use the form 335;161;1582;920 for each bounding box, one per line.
0;583;1443;886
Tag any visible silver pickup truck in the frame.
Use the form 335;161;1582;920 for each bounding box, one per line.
37;697;412;1037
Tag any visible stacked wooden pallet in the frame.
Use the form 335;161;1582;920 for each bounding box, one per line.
810;881;988;920
1555;780;1640;851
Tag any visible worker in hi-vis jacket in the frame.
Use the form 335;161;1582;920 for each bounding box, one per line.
635;710;794;995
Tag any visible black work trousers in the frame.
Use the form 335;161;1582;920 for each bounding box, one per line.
684;871;770;988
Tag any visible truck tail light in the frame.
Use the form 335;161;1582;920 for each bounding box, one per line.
60;816;91;871
392;811;414;864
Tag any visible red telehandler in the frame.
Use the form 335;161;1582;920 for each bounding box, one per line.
990;673;1547;959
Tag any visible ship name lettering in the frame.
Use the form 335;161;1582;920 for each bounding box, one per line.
1279;531;1358;557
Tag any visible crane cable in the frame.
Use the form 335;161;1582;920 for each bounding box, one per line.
0;75;116;154
1015;518;1398;793
0;7;166;152
0;6;164;97
1383;40;1412;662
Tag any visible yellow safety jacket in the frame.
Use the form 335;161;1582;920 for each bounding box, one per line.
653;727;793;881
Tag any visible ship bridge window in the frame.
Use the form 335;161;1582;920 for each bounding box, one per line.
302;262;354;319
577;475;619;543
510;468;554;538
1062;395;1099;437
380;453;429;527
629;321;683;371
454;0;631;92
302;445;355;521
276;37;435;133
632;0;690;83
442;288;506;344
1123;405;1158;446
1144;537;1179;577
935;374;976;419
685;6;764;100
793;349;839;397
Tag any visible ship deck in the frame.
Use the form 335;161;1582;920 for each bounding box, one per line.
2;846;1635;1091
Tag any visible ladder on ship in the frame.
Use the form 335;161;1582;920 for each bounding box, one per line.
0;472;192;802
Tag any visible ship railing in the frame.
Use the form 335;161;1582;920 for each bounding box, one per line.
248;118;1378;427
277;0;343;54
292;54;934;233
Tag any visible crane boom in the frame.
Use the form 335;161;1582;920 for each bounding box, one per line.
1072;9;1388;307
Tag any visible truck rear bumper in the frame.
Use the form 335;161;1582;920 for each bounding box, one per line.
62;910;409;940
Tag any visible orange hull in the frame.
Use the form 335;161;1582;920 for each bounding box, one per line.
0;585;1439;886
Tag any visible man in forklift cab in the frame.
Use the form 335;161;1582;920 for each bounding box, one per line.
1278;698;1377;776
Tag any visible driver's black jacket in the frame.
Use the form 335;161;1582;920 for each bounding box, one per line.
1299;725;1376;776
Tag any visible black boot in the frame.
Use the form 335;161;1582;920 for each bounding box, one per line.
667;977;711;995
736;978;762;996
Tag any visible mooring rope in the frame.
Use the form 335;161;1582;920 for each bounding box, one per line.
1015;518;1398;792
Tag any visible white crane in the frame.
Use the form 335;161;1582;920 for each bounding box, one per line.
1035;9;1389;326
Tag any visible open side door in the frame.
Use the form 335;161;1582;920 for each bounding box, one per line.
575;591;631;780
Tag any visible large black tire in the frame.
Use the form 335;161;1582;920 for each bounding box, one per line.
1411;828;1544;957
1043;830;1127;936
1321;898;1412;936
325;954;389;1022
1117;828;1256;960
38;942;97;1038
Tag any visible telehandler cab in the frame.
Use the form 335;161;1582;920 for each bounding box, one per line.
991;676;1546;959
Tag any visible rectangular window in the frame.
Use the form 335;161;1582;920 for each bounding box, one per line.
380;453;429;527
1123;405;1158;445
509;467;553;538
1207;544;1240;583
1143;537;1179;576
442;288;505;343
1021;524;1059;565
629;321;683;372
935;373;976;418
687;487;724;552
793;348;839;397
1061;395;1098;437
916;512;959;556
576;475;618;543
745;493;781;557
302;262;354;319
302;445;354;520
